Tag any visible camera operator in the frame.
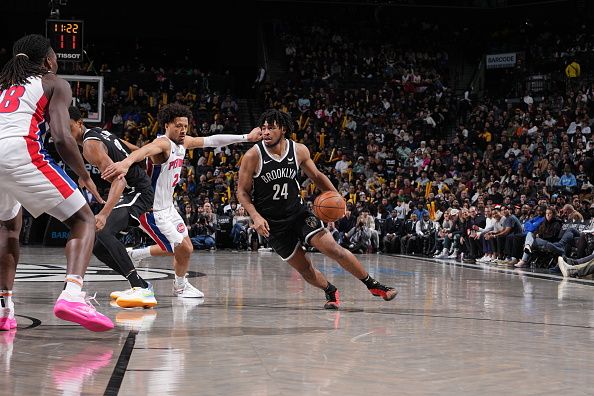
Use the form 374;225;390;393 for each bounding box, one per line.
345;218;371;254
190;204;216;250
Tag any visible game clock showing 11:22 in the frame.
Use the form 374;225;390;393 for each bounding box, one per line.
46;19;84;61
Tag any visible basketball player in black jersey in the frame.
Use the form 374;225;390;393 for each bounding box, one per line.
69;107;157;309
237;109;397;309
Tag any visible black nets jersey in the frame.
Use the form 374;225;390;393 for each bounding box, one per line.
252;139;304;223
83;127;153;195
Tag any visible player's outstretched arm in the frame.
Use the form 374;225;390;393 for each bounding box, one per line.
82;140;127;230
296;143;337;193
184;127;262;150
101;138;170;181
236;147;269;237
120;139;140;152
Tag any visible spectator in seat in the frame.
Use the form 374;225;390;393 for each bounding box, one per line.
230;207;250;250
327;222;340;242
515;207;564;268
558;229;594;278
413;212;436;256
491;205;523;265
436;209;462;259
559;165;577;192
382;209;402;253
432;210;452;257
462;206;486;263
561;203;584;222
336;208;357;247
357;207;380;252
476;206;497;263
335;154;350;175
400;213;419;255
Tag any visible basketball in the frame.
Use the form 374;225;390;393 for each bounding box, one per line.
313;191;346;223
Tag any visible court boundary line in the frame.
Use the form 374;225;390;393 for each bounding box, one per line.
387;254;594;286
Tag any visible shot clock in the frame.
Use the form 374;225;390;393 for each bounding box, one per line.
45;19;84;61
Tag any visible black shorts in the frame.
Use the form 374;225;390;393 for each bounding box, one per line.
266;210;324;260
114;190;153;225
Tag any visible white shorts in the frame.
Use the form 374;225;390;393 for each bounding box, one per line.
0;137;86;222
138;205;188;253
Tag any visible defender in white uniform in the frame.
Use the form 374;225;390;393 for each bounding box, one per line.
102;103;261;298
138;136;187;253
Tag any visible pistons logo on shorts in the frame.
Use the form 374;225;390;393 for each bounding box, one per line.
177;223;186;233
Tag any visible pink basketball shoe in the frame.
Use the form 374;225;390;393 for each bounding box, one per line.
0;308;16;331
53;290;114;332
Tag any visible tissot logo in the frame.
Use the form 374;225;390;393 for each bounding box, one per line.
15;263;204;282
57;53;82;60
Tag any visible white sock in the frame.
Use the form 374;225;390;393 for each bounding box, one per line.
174;275;187;287
0;290;13;311
64;275;83;293
132;247;152;260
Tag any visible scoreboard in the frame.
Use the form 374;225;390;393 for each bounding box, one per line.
45;19;84;62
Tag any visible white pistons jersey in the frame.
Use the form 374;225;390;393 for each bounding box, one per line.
0;77;46;140
146;136;185;211
0;76;87;222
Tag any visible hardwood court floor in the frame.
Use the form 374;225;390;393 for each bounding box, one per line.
2;247;594;395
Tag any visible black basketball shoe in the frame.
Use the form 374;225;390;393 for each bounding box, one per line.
324;288;340;310
368;281;398;301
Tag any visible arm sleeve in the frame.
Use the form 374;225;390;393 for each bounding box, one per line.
202;134;248;147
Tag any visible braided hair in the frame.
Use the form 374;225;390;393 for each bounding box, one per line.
258;109;294;134
157;103;193;126
0;34;52;90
